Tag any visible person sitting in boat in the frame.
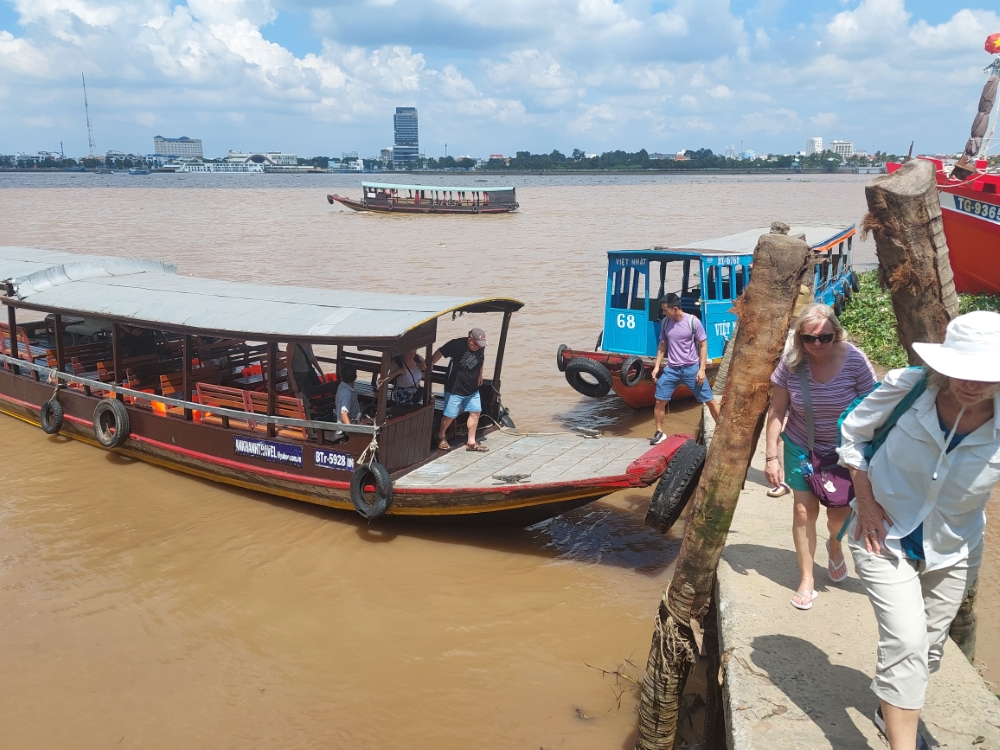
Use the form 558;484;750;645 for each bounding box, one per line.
380;349;425;406
431;329;488;452
649;293;720;446
336;364;362;425
287;341;324;394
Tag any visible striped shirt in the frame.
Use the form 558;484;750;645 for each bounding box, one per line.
771;344;876;453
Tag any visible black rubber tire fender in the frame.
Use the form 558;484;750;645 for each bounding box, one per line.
644;439;707;534
40;398;64;435
564;357;613;399
499;408;516;429
93;398;131;449
619;355;645;388
556;344;569;373
833;295;844;317
350;461;394;519
843;282;853;301
850;270;860;293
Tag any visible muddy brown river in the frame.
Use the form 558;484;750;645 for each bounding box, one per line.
0;174;995;748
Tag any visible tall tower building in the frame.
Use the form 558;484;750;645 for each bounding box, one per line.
392;107;419;164
805;137;823;155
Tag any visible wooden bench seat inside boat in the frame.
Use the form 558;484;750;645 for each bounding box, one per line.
45;342;112;372
0;323;47;363
244;390;307;439
194;383;254;430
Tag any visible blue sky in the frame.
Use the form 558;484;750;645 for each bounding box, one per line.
1;0;997;159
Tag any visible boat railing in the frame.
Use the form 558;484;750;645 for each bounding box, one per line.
0;352;379;436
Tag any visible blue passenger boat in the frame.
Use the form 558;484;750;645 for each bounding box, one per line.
556;224;858;408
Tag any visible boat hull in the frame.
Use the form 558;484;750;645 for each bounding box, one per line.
938;185;1000;295
0;370;671;523
559;348;716;409
327;194;517;215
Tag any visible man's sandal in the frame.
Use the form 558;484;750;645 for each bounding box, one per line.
466;443;489;452
437;440;451;451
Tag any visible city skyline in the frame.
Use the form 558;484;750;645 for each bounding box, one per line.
1;1;998;158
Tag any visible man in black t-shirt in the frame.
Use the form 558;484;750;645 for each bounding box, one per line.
431;328;488;452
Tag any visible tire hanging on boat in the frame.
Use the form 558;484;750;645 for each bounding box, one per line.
850;271;860;293
564;357;613;398
40;398;64;435
350;461;393;519
644;438;707;533
843;282;853;302
556;344;569;373
833;295;844;317
619;355;645;388
93;398;130;449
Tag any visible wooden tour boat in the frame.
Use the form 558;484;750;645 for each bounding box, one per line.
557;224;858;409
327;183;518;214
0;247;687;525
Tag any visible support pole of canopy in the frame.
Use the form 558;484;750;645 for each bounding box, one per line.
424;344;433;408
266;341;278;439
492;310;512;414
54;314;65;373
5;288;20;374
375;350;390;426
182;335;193;421
111;322;123;400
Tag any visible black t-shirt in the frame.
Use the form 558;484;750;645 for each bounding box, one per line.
440;337;484;396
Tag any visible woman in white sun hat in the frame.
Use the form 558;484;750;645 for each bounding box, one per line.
839;310;1000;750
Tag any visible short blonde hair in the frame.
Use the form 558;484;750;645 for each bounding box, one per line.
785;302;845;370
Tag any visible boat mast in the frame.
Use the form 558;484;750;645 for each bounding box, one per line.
953;37;1000;178
82;72;97;158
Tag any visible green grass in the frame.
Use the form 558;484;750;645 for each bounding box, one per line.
840;270;1000;369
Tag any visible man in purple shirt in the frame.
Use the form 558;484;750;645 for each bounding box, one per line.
649;293;720;444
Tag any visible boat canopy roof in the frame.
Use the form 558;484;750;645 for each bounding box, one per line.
0;247;522;346
609;223;854;260
362;182;514;193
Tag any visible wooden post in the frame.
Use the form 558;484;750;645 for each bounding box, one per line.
111;322;123;399
864;160;978;659
266;341;277;438
635;232;813;750
54;314;66;373
182;335;193;421
863;159;959;363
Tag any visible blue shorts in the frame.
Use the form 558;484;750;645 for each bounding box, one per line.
443;391;482;419
654;363;715;403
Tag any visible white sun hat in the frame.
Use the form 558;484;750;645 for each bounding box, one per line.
912;311;1000;382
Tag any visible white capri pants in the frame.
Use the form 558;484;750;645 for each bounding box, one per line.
849;534;980;710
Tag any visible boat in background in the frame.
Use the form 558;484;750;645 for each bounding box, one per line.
328;183;518;214
888;33;1000;295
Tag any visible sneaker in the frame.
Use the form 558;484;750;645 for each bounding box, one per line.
650;431;666;445
874;707;931;750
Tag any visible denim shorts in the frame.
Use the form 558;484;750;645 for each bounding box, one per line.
443;391;482;418
654;363;715;403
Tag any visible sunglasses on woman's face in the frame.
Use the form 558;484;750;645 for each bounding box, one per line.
801;333;834;344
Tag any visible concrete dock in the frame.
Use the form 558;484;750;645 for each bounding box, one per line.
712;424;1000;749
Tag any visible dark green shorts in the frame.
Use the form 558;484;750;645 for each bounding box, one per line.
780;433;810;492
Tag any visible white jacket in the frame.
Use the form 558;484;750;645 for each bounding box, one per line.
838;367;1000;571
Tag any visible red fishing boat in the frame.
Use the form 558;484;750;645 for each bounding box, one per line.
887;33;1000;295
327;182;518;214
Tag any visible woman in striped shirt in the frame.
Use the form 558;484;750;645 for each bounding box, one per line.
765;303;876;610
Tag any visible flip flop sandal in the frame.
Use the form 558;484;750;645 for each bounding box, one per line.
766;482;791;498
790;590;818;610
827;539;848;583
466;443;489;452
437;440;451;451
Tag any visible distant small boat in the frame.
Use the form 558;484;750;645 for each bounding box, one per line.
129;168;150;175
328;182;518;214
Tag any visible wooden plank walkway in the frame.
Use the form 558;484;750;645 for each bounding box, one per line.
395;432;649;488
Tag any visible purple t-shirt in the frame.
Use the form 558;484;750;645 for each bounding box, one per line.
771;344;876;453
659;313;707;367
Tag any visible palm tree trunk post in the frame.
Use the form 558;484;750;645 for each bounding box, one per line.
635;232;814;749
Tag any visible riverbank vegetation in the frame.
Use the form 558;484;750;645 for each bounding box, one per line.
841;270;1000;368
